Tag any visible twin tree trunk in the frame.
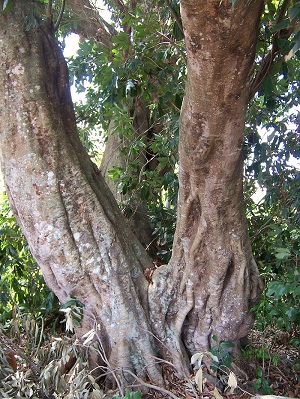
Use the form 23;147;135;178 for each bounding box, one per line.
0;0;263;385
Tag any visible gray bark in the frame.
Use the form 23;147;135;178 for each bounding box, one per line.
0;1;162;385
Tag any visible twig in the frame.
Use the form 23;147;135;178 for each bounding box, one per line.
165;0;184;36
91;326;125;396
125;369;182;399
250;216;273;244
54;0;66;31
0;330;40;380
46;0;53;27
250;0;293;99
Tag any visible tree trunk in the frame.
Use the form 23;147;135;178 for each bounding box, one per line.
0;1;163;386
150;0;264;354
0;0;264;387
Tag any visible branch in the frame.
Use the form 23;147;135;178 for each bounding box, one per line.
249;0;292;99
68;0;117;49
165;0;184;36
54;0;66;32
110;0;127;14
46;0;53;27
0;330;40;380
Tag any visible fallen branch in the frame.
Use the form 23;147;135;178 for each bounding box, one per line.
0;330;40;380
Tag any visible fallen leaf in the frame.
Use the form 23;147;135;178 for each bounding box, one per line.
213;386;223;399
195;368;203;392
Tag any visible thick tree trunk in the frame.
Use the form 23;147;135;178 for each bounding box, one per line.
176;0;265;350
0;1;163;386
149;0;264;355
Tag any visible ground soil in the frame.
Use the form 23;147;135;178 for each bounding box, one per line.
1;326;299;398
144;327;300;399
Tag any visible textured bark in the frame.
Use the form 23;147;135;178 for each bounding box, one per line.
149;0;264;355
0;1;163;385
178;0;265;349
0;0;265;388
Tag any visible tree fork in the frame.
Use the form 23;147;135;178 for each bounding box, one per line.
0;0;267;388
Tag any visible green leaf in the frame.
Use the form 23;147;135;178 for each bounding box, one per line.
60;298;84;309
289;5;300;20
140;185;150;200
220;340;234;348
132;392;142;399
267;281;288;297
274;247;291;260
112;31;130;50
212;334;218;342
270;19;290;33
277;37;293;53
261;75;273;96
